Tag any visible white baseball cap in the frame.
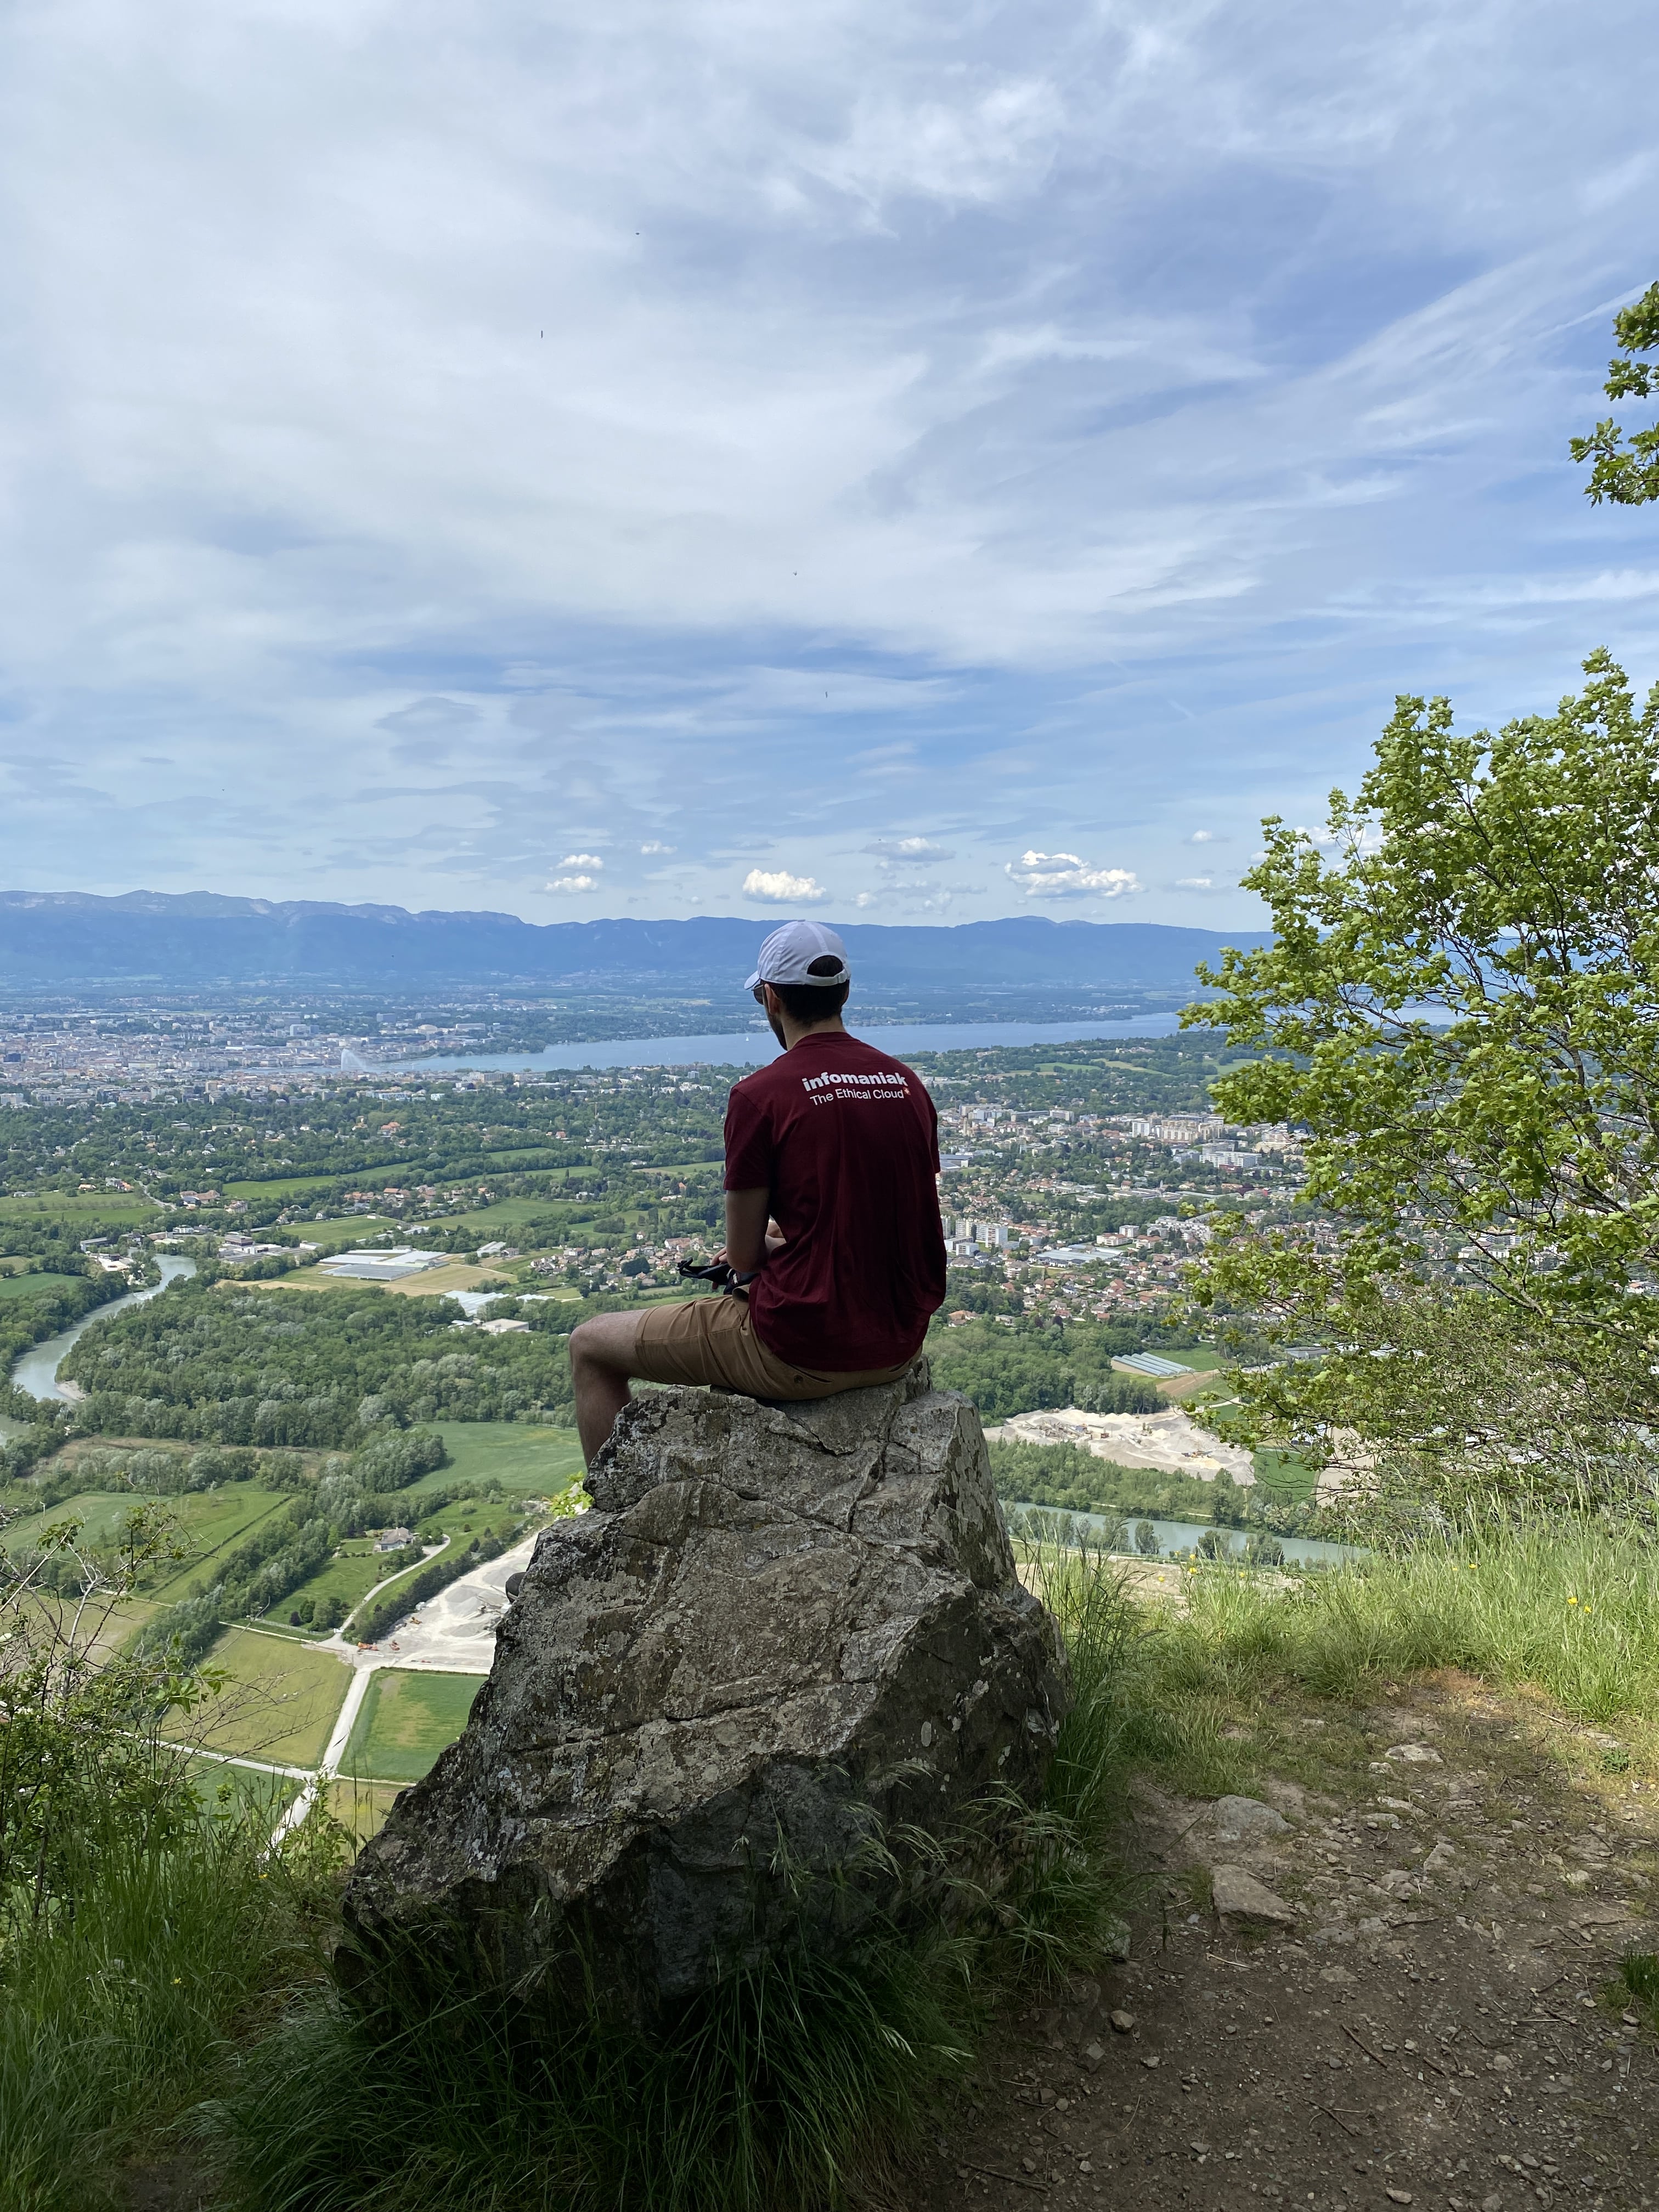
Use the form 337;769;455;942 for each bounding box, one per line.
744;920;850;992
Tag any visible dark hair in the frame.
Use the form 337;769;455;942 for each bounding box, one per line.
771;953;849;1025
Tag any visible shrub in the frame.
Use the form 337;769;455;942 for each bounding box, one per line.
354;1426;448;1494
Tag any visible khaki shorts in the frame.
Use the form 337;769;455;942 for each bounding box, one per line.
630;1291;913;1402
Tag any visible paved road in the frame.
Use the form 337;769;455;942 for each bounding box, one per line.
269;1664;375;1845
255;1533;544;1845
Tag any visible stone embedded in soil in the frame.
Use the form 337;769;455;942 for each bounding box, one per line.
1192;1795;1293;1853
339;1361;1071;2016
1211;1864;1300;1923
1386;1742;1444;1765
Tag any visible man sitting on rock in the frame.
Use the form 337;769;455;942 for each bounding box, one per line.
568;920;947;1463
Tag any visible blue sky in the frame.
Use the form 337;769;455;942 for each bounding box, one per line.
1;0;1655;930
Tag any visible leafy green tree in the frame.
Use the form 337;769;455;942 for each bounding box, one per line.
1571;281;1659;506
1184;652;1659;1509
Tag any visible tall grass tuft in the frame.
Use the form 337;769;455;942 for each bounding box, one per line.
0;1499;346;2212
216;1905;983;2212
1170;1515;1659;1723
0;1791;341;2212
212;1561;1145;2212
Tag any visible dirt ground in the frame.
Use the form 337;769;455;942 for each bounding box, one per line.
909;1676;1658;2212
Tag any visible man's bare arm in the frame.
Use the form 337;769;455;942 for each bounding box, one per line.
724;1187;782;1273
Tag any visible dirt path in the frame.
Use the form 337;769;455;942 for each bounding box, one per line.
910;1676;1658;2212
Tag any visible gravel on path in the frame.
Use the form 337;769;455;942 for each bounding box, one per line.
908;1680;1658;2212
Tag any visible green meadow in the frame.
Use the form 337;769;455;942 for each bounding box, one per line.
222;1173;345;1202
195;1628;353;1768
0;1193;157;1225
2;1486;290;1589
345;1668;487;1782
413;1420;585;1498
0;1271;88;1301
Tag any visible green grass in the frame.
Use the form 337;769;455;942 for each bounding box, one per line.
1611;1951;1659;2033
1250;1447;1317;1504
414;1421;585;1498
345;1669;486;1781
0;1802;341;2212
1096;1517;1659;1810
283;1541;431;1626
187;1756;304;1822
195;1627;354;1767
447;1194;588;1234
223;1173;349;1201
0;1193;157;1223
0;1486;289;1580
0;1271;87;1302
286;1215;399;1251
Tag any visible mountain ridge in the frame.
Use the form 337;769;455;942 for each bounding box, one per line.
0;891;1267;990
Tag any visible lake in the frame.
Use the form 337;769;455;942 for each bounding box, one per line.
381;1011;1187;1075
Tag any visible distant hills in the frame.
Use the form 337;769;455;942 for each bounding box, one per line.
0;891;1266;993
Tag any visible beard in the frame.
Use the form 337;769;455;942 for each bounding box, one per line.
765;1006;789;1050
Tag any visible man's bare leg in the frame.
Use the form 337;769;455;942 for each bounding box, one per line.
569;1310;647;1466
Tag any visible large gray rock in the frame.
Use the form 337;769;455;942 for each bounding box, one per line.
341;1361;1071;2016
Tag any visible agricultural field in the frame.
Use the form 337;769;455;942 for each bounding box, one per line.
2;1483;290;1589
383;1260;512;1299
257;1255;510;1297
188;1757;302;1822
222;1173;345;1203
324;1775;406;1842
0;1192;159;1225
443;1189;589;1236
0;1269;88;1300
344;1667;486;1782
196;1626;353;1768
1252;1446;1317;1504
414;1420;585;1498
281;1214;398;1250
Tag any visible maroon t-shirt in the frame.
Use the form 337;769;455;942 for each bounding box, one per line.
723;1031;946;1373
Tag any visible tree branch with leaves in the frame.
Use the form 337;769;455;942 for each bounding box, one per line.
1181;652;1659;1515
1570;281;1659;506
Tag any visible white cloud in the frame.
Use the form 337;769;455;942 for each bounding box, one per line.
742;867;830;905
2;0;1655;917
1176;874;1214;889
1006;850;1140;900
854;890;879;908
559;852;604;870
1187;830;1216;844
640;840;674;854
547;873;599;894
864;836;955;865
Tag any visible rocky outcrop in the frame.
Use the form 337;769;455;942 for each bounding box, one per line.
341;1359;1070;2016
